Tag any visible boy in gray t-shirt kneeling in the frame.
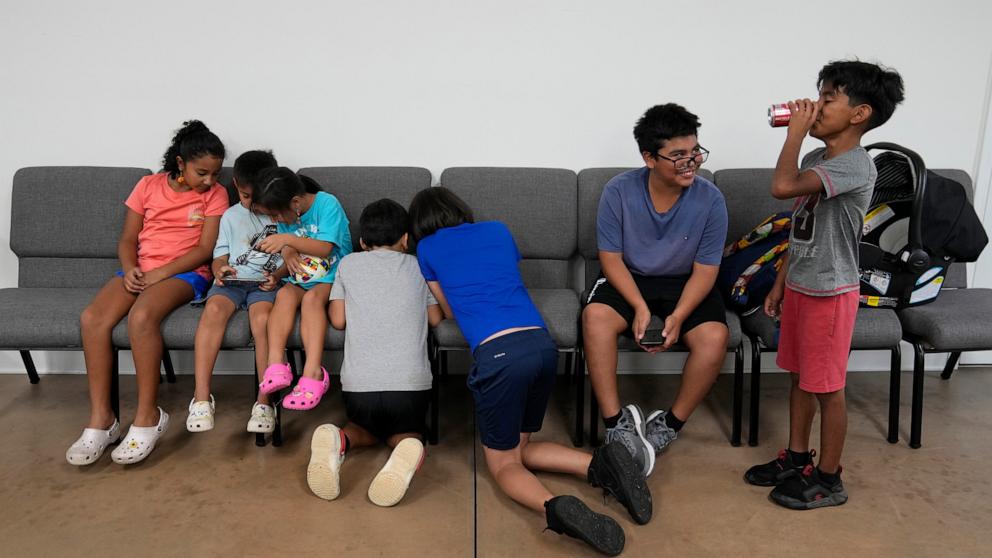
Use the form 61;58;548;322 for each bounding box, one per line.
307;199;442;507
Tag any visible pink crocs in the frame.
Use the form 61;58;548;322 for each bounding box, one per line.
259;363;293;395
282;368;330;410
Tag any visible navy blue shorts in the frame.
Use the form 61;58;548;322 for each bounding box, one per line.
205;283;278;310
469;328;558;450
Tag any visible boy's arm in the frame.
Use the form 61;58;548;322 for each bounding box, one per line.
329;299;346;330
260;234;334;259
764;253;789;318
211;254;232;285
426;282;454;320
599;251;652;344
771;99;825;200
663;262;720;350
427;304;443;327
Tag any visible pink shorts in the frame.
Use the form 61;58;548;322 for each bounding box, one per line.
775;287;858;393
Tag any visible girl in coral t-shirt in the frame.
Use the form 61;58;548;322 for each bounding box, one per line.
67;120;229;467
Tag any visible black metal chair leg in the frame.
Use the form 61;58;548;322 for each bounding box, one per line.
163;350;176;383
428;350;443;445
887;345;901;444
111;350;121;420
589;390;600;447
731;344;743;447
272;409;283;447
909;343;926;449
20;350;40;384
747;339;762;447
572;349;585;447
286;349;299;378
940;351;961;380
253;358;266;447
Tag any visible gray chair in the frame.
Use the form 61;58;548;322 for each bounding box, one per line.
896;169;992;448
1;167;168;417
437;167;583;443
713;169;904;447
575;168;747;447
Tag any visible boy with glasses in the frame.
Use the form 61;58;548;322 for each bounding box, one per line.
583;103;730;477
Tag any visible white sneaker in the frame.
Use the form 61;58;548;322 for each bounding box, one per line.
368;437;425;507
66;419;121;466
307;424;346;500
247;402;276;434
186;395;216;432
111;407;170;465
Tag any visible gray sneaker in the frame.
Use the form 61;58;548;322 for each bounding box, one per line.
644;410;679;454
604;404;655;477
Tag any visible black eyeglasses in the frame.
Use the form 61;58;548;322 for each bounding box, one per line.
654;146;709;169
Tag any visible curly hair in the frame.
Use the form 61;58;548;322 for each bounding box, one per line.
161;120;226;178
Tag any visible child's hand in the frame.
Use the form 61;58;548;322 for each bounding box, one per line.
259;233;293;254
661;314;682;350
632;307;662;353
786;98;820;139
215;265;236;286
283;247;305;277
122;267;145;294
142;268;167;287
764;283;785;318
259;272;280;291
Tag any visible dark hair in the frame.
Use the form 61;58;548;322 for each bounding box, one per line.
233;150;278;190
252;167;322;212
360;199;410;248
817;60;905;130
161;120;226;178
633;103;700;155
408;187;474;241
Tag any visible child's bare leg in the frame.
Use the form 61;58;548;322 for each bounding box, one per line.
192;295;236;402
815;389;846;473
266;284;304;366
484;434;555;514
299;283;331;379
521;439;593;478
343;422;379;449
248;301;274;404
670;322;728;420
788;374;817;453
80;277;137;428
128;279;194;426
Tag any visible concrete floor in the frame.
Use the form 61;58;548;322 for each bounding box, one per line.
1;367;990;557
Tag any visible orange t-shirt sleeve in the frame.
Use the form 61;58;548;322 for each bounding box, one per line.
204;185;229;216
124;176;150;215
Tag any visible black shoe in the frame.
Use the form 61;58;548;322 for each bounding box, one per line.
744;449;814;487
545;495;625;556
769;465;848;510
588;440;653;525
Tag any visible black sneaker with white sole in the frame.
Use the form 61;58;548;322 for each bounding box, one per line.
545;495;625;556
588;440;653;525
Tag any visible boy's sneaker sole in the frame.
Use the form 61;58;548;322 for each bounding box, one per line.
545;495;624;556
307;424;344;500
589;441;652;525
368;438;425;507
769;488;848;510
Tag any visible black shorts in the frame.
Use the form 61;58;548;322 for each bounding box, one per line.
585;273;726;336
342;390;431;441
469;328;558;451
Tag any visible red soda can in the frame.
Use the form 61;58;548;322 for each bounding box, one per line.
768;103;791;127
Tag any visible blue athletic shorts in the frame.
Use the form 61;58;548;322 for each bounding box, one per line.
468;328;558;450
116;270;210;301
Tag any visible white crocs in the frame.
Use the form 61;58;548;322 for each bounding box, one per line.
186;395;216;432
66;419;121;466
368;437;425;507
111;408;170;465
247;402;276;434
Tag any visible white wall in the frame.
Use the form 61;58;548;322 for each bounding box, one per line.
2;0;991;374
